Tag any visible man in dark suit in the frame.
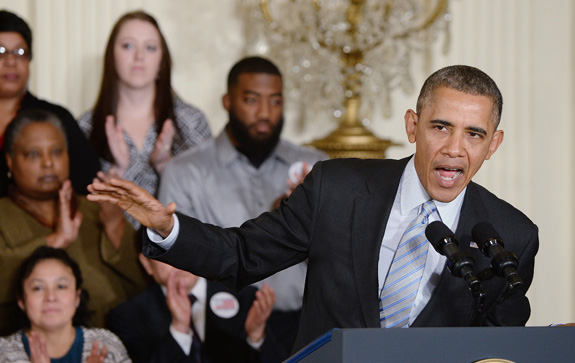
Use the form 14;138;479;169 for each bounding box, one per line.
90;65;539;354
107;254;286;362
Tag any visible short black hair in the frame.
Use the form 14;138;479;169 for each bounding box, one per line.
4;109;67;157
0;10;33;59
227;56;281;90
416;65;503;128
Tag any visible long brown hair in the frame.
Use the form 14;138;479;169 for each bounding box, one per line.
89;10;175;163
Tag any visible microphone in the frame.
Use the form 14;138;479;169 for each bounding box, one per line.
425;221;481;291
471;221;524;291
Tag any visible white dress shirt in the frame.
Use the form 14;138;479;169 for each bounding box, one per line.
166;277;207;355
378;156;465;325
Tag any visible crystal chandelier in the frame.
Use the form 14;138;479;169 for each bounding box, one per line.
242;0;451;158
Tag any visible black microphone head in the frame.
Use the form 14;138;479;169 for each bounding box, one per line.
425;221;457;253
472;221;504;255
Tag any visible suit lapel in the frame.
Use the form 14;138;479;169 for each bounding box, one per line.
454;182;489;261
351;158;408;328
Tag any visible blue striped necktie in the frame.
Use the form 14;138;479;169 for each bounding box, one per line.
379;200;437;328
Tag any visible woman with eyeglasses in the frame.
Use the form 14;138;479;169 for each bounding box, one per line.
0;10;100;197
78;11;211;215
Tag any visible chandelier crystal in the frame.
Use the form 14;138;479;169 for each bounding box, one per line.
242;0;451;158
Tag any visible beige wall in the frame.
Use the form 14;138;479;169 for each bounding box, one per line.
1;0;573;326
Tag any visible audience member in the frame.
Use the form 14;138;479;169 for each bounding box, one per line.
78;10;211;206
158;56;327;355
0;9;99;197
108;252;286;362
0;246;130;362
0;110;148;335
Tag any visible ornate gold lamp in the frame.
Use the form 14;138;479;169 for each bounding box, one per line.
244;0;451;159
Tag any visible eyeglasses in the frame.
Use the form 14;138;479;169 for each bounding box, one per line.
0;46;30;61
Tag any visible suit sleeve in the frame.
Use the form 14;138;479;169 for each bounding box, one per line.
142;160;325;292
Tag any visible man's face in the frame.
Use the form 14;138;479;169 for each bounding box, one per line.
224;72;284;154
405;87;504;202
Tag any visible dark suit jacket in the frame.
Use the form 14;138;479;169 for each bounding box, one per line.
143;157;539;353
0;91;100;196
107;281;286;363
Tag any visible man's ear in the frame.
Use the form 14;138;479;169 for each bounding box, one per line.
138;253;153;277
222;93;231;112
485;129;504;160
404;109;419;144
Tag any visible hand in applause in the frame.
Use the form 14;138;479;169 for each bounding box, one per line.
166;269;192;334
87;178;176;238
286;161;311;198
150;119;176;173
245;284;276;343
86;341;108;363
28;331;49;363
46;180;83;248
105;115;130;177
28;330;107;363
272;161;312;209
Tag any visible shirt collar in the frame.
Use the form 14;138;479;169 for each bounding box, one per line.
190;277;207;304
400;156;466;229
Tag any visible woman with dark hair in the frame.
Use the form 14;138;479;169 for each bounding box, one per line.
0;9;100;197
0;109;148;335
0;246;131;362
78;10;211;205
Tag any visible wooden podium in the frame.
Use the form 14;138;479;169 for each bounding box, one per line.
286;327;575;362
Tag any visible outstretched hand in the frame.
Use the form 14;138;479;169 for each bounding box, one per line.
87;178;176;238
93;171;126;250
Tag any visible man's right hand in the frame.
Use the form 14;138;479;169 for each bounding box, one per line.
87;177;176;238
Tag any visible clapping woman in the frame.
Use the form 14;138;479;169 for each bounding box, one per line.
0;246;130;362
0;110;148;335
78;11;211;201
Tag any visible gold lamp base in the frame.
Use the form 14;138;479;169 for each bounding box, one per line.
308;123;400;159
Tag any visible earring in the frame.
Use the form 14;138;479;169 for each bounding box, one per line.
7;170;11;179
